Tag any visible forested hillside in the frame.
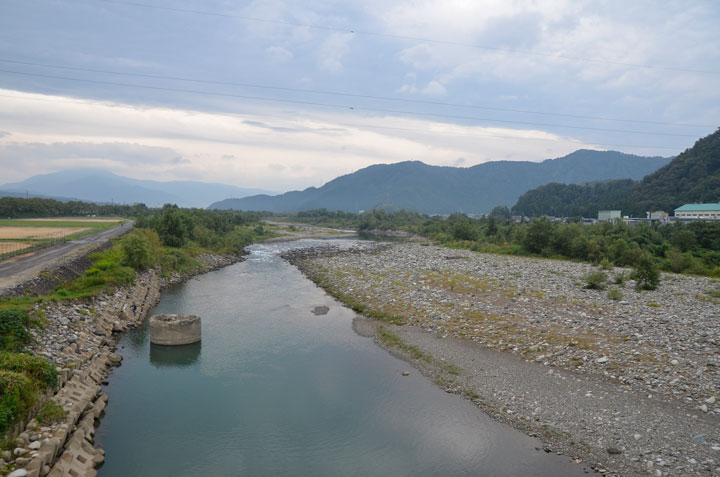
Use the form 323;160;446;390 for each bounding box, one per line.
211;150;669;214
513;129;720;217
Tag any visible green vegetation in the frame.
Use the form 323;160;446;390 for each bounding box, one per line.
279;208;720;280
0;197;148;218
377;326;430;362
631;255;661;291
0;351;58;433
512;128;720;217
607;288;623;301
0;204;274;435
583;271;608;290
36;400;66;425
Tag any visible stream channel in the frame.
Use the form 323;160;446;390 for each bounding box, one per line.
95;239;587;476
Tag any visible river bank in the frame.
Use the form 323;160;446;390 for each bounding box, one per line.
285;242;720;476
1;253;242;477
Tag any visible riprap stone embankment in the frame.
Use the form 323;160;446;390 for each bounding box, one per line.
2;253;242;477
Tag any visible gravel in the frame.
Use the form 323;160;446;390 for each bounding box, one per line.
286;242;720;476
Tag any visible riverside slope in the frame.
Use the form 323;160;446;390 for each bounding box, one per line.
286;242;720;476
2;254;242;477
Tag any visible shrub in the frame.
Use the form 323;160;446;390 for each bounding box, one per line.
0;352;57;388
607;288;623;301
613;272;627;285
632;255;661;291
583;270;608;290
36;400;66;424
667;249;695;274
0;370;37;432
121;231;154;270
0;309;33;351
599;258;614;271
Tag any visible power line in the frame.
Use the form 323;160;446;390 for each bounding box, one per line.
0;69;701;138
0;58;711;129
95;0;720;76
0;92;687;151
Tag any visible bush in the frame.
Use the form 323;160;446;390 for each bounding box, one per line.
583;270;608;290
667;249;695;274
632;255;661;291
0;370;37;432
599;258;614;271
613;272;627;285
121;231;154;270
36;400;66;424
607;288;623;301
0;309;33;351
0;352;57;388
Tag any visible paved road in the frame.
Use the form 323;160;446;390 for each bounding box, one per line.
0;221;133;289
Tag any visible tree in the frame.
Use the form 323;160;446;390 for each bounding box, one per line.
486;215;498;236
121;231;153;270
490;205;511;219
523;216;554;254
156;207;194;247
631;254;661;290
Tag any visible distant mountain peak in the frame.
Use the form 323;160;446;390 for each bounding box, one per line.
209;149;670;214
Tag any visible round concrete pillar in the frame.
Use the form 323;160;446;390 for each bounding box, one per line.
149;314;201;345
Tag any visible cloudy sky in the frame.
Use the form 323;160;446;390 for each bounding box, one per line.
0;0;718;192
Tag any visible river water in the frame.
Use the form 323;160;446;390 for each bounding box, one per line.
95;240;585;476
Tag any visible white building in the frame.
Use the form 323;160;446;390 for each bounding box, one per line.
598;210;621;222
674;203;720;220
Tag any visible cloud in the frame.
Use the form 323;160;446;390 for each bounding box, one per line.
318;32;354;72
0;130;9;139
0;141;183;164
0;88;661;190
243;120;302;133
266;45;293;62
398;80;447;96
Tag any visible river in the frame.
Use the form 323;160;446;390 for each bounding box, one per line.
95;239;586;476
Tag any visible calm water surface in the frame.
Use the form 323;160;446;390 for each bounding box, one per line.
95;240;586;476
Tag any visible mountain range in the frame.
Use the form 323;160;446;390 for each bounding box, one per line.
0;169;271;208
512;129;720;217
209;150;671;214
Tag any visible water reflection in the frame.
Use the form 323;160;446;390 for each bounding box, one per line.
149;342;201;368
97;240;587;476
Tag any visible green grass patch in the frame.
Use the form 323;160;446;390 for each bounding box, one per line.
36;400;66;425
0;219;121;228
377;326;431;362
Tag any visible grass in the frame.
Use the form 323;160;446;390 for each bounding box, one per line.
36;400;66;424
377;326;431;362
0;219;121;228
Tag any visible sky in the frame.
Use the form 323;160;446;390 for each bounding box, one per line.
0;0;718;192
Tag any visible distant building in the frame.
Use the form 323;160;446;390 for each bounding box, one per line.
647;211;669;223
598;210;622;222
674;203;720;220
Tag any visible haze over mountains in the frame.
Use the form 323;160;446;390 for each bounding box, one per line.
210;150;671;215
0;169;271;208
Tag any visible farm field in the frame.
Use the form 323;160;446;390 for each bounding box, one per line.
17;217;124;223
0;241;33;254
0;226;92;239
0;218;124;259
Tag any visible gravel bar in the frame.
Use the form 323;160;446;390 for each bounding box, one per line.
285;242;720;476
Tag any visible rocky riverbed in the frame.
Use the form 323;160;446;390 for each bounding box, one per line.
285;242;720;476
